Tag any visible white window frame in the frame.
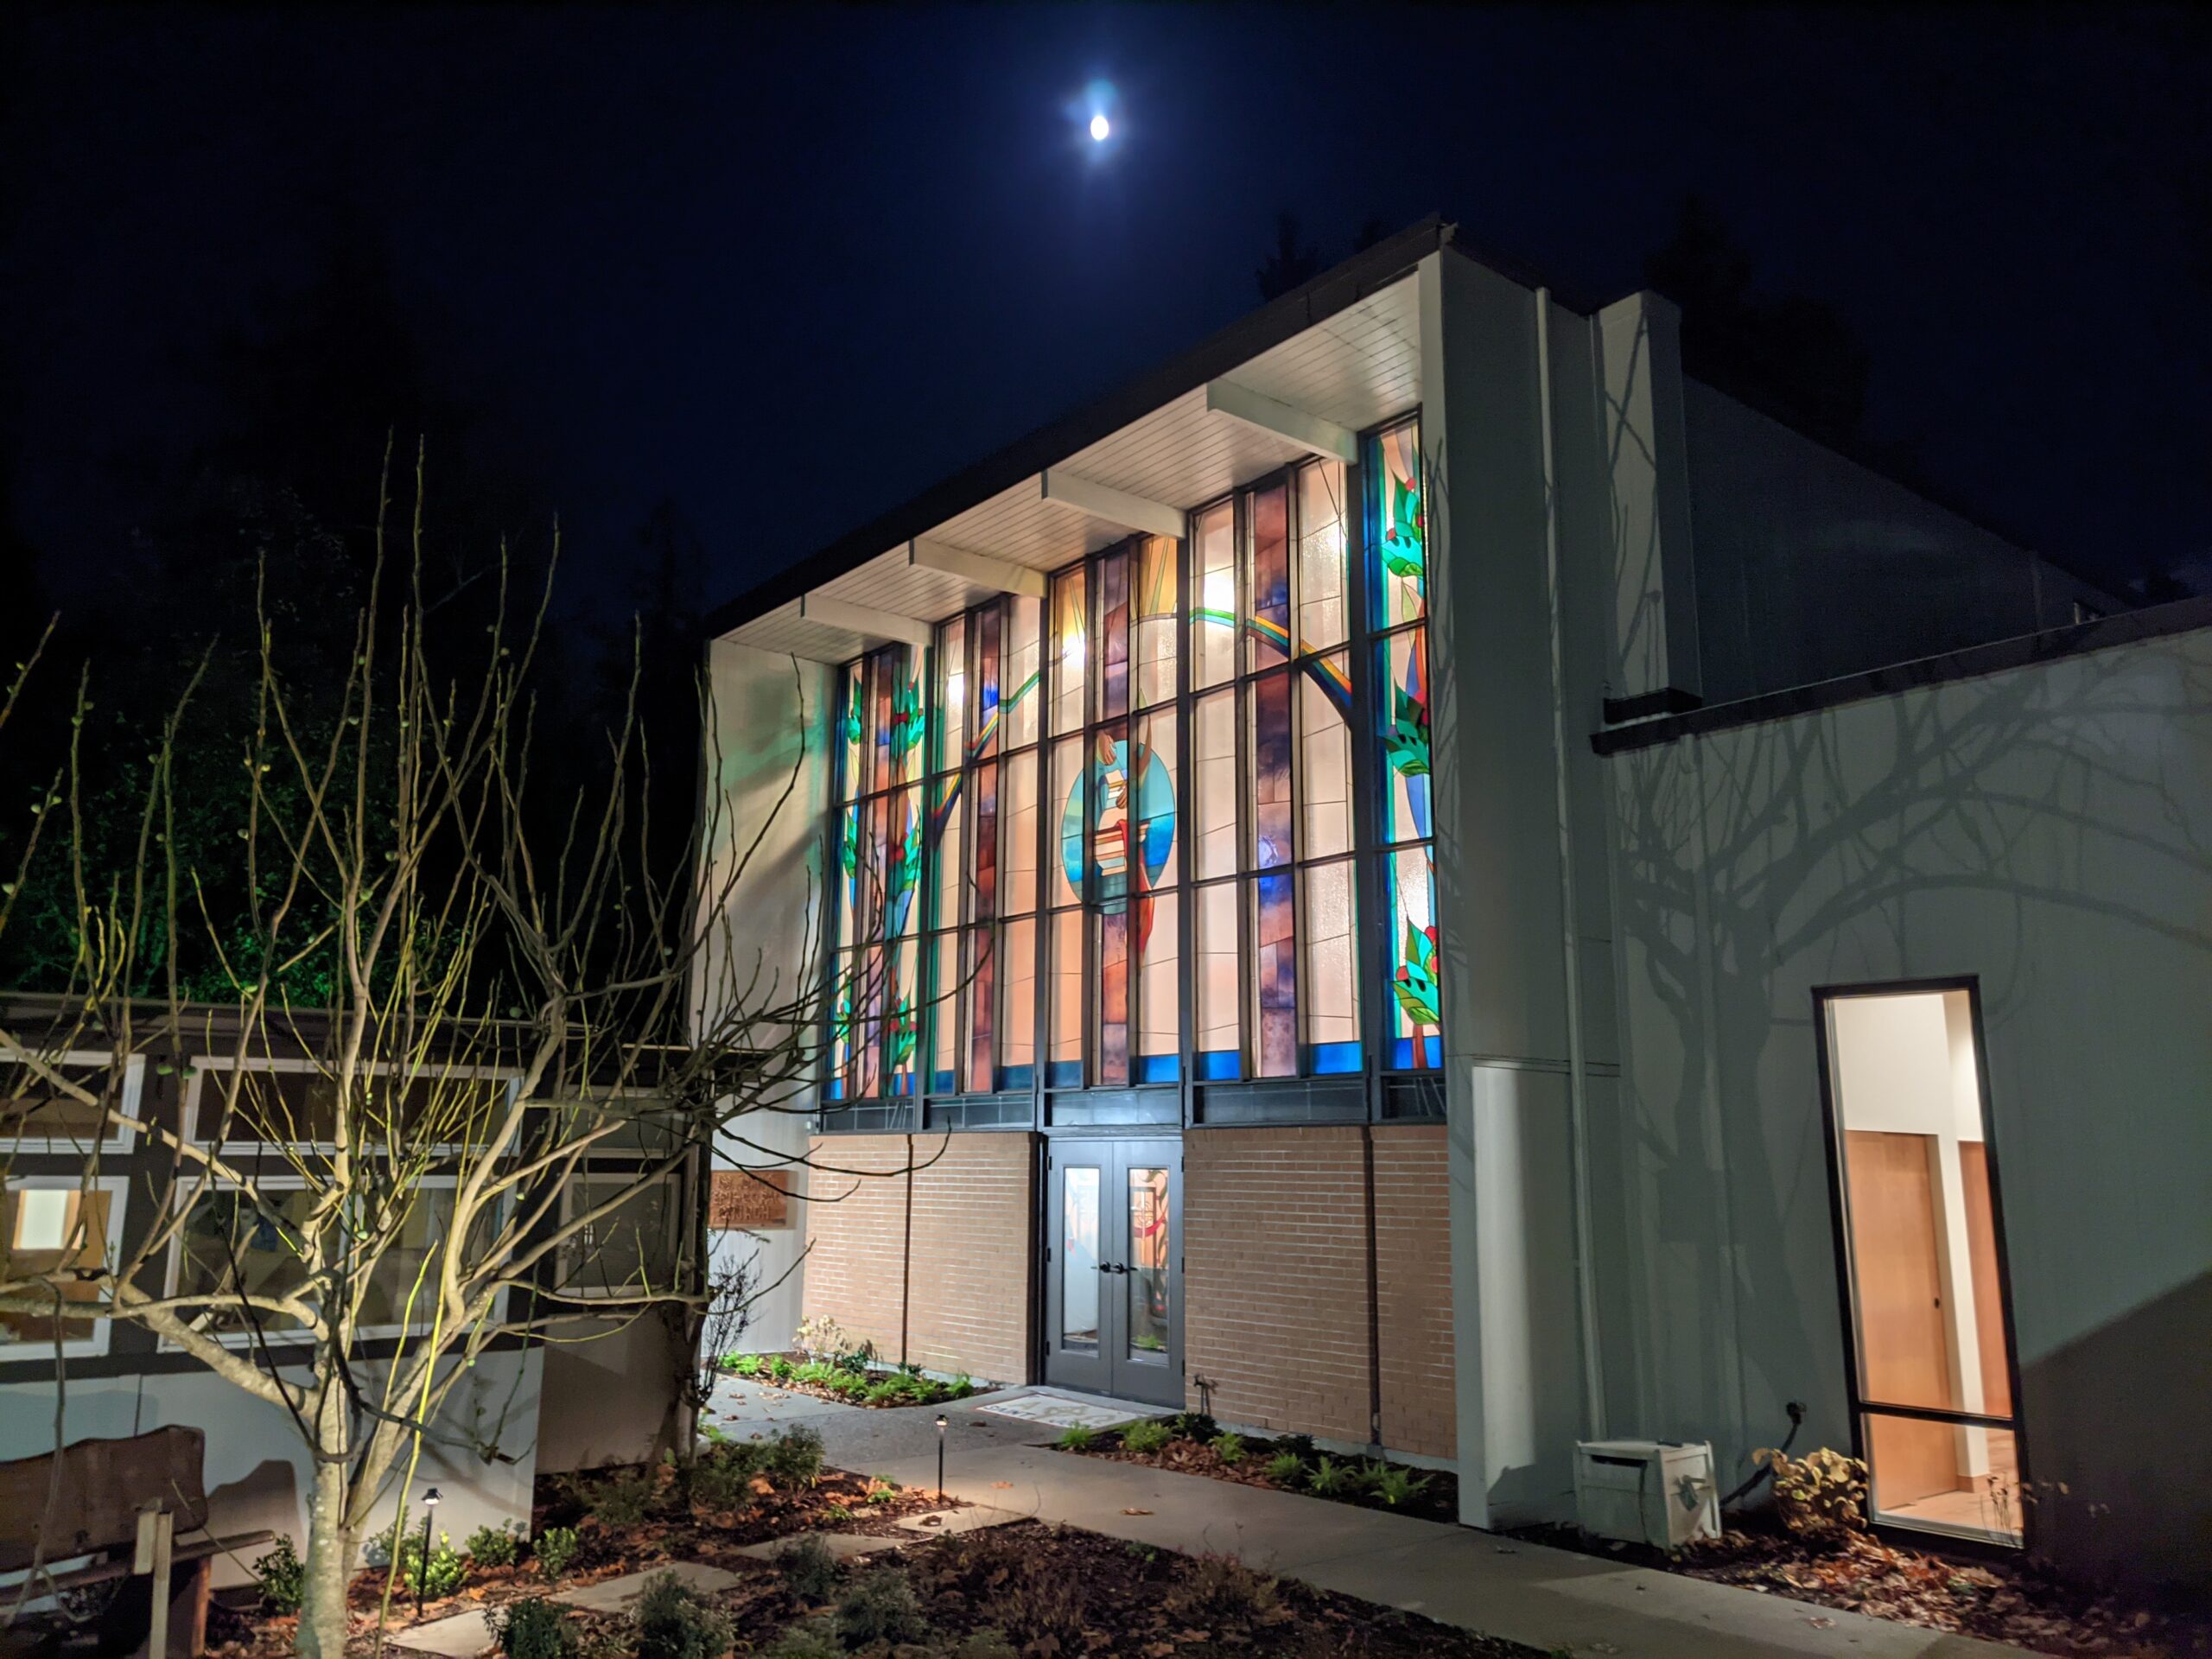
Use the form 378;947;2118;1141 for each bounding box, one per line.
1;1174;130;1359
2;1051;144;1155
553;1167;683;1302
160;1173;508;1349
182;1054;522;1155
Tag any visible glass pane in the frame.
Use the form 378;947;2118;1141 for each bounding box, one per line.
1195;884;1241;1079
838;661;865;799
3;1185;115;1344
928;932;959;1094
1296;460;1349;651
887;936;919;1096
964;925;995;1095
1385;849;1441;1070
1193;691;1236;881
1300;861;1359;1073
970;763;999;923
1003;751;1039;916
973;606;1002;761
929;778;963;930
1004;595;1042;749
1096;905;1128;1088
1370;420;1427;627
855;944;884;1098
1096;548;1130;721
887;786;923;938
891;651;925;786
835;805;861;950
1050;738;1085;908
1133;535;1178;708
1047;910;1084;1087
1060;1166;1101;1347
998;918;1036;1090
1251;872;1297;1077
828;950;856;1100
1379;627;1433;843
1052;568;1088;734
1864;1413;2022;1541
1192;502;1236;689
1246;481;1289;671
933;616;967;772
1135;890;1179;1082
1093;726;1131;1086
1127;1166;1171;1362
1299;654;1353;858
172;1187;313;1335
1;1058;115;1146
1134;711;1179;890
871;652;894;792
1247;671;1294;871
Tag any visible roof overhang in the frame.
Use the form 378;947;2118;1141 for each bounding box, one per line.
712;215;1452;659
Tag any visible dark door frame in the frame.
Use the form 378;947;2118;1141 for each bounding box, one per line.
1811;975;2031;1551
1039;1133;1184;1407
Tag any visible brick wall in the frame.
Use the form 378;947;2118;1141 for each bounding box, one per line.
1183;1127;1374;1443
800;1132;1033;1383
906;1133;1033;1382
1372;1124;1456;1457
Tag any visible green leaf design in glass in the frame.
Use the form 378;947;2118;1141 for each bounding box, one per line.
1384;683;1430;779
1391;921;1441;1029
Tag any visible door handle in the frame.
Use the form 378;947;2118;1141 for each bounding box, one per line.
1097;1262;1128;1274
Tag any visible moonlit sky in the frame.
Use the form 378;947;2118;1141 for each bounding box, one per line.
3;6;2207;613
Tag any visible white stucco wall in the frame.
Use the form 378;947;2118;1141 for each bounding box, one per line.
696;638;833;1354
1600;620;2212;1588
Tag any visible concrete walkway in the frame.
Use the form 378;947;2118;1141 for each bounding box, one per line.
708;1378;2036;1659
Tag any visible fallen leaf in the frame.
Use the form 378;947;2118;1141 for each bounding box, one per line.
1808;1615;1834;1628
1122;1507;1154;1516
992;1480;1014;1490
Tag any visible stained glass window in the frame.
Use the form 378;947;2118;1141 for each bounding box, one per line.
824;416;1441;1109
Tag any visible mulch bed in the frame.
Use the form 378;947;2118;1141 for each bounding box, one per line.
1066;1421;1460;1524
1512;1516;2212;1659
558;1520;1541;1659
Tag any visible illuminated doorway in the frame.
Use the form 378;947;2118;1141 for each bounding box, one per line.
1042;1138;1182;1406
1819;983;2024;1545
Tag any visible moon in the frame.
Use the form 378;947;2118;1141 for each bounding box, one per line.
1089;112;1110;142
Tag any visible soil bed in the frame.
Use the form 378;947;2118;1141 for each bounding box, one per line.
1510;1516;2212;1659
1059;1414;1459;1523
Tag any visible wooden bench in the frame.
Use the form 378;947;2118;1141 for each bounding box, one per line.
0;1426;276;1658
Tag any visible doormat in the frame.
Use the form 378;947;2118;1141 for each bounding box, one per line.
973;1390;1145;1431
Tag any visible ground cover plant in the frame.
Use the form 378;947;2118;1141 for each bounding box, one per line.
725;1348;980;1409
1060;1412;1458;1522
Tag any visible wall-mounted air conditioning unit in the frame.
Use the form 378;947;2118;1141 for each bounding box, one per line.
1573;1440;1720;1548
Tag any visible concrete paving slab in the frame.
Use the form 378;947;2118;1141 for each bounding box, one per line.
893;1505;1027;1536
550;1561;745;1611
387;1609;496;1658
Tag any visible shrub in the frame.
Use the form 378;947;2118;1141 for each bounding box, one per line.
793;1360;836;1385
394;1530;468;1600
631;1571;733;1659
485;1597;577;1659
952;1633;1019;1659
1211;1432;1247;1464
533;1526;581;1580
729;1353;764;1376
1121;1419;1173;1455
941;1531;1085;1650
689;1446;764;1513
948;1373;976;1399
588;1471;657;1528
1262;1452;1306;1486
1274;1433;1315;1459
793;1313;849;1361
760;1620;842;1659
1370;1464;1433;1508
1762;1447;1869;1534
467;1522;521;1567
1306;1456;1351;1497
835;1567;927;1647
252;1537;305;1614
832;1346;873;1376
766;1425;824;1489
770;1357;797;1382
1054;1424;1097;1452
774;1535;840;1601
1170;1412;1219;1442
864;1378;905;1405
1165;1553;1278;1624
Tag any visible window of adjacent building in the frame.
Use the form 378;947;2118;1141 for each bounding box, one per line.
188;1058;518;1148
825;416;1439;1099
556;1172;679;1298
1;1178;124;1356
0;1052;143;1154
1821;986;2023;1546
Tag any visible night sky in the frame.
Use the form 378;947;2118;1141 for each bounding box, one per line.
5;6;2208;621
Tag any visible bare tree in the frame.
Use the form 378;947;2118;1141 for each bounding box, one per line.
0;452;895;1659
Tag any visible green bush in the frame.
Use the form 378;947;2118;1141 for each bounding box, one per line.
394;1529;467;1600
1306;1456;1352;1497
828;1372;868;1397
952;1632;1019;1659
252;1537;305;1614
832;1347;872;1376
774;1535;840;1601
1274;1433;1315;1459
1262;1452;1306;1485
770;1357;797;1382
729;1353;764;1376
631;1571;733;1659
760;1619;842;1659
835;1567;926;1647
689;1445;763;1513
485;1597;577;1659
1169;1412;1219;1442
466;1522;520;1567
864;1378;905;1405
1121;1419;1173;1455
1211;1432;1247;1464
1054;1424;1097;1452
948;1373;976;1399
1164;1553;1278;1624
1370;1463;1433;1507
588;1471;656;1528
766;1425;825;1489
533;1526;581;1581
793;1360;836;1385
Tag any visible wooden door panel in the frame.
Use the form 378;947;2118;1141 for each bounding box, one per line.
1958;1141;2012;1418
1845;1129;1959;1503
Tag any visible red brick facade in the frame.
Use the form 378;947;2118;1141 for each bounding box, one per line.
799;1131;1033;1383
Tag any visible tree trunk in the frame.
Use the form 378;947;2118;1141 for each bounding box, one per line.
296;1446;356;1659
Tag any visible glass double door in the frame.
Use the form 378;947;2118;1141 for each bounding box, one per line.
1044;1138;1181;1406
